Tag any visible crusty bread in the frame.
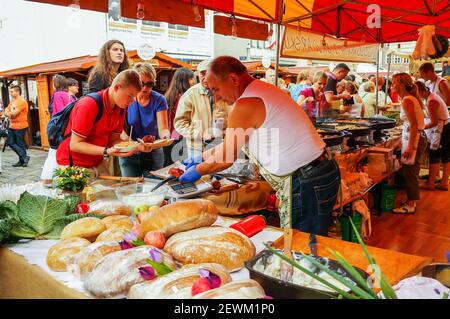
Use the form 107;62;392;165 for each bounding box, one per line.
60;217;106;242
164;226;256;272
139;199;218;237
73;241;122;277
193;280;266;299
84;245;177;298
128;263;231;299
46;237;91;272
95;228;128;243
101;215;133;230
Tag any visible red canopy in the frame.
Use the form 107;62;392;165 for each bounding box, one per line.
29;0;450;43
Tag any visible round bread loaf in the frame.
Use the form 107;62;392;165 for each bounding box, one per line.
128;263;231;299
193;280;266;299
60;217;106;242
102;215;133;230
164;226;255;271
139;199;218;237
74;241;122;277
95;228;128;242
46;237;91;272
84;245;177;298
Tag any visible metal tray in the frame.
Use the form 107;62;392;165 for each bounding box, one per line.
245;249;369;299
317;128;345;147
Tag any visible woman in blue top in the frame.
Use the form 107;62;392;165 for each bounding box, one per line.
119;62;170;177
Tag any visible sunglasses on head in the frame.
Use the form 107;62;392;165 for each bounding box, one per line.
142;81;155;88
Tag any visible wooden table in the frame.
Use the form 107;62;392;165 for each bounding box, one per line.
273;230;433;286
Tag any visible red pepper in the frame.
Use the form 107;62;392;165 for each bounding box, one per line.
76;203;90;214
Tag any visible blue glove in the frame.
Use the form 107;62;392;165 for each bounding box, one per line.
178;165;201;183
182;154;203;169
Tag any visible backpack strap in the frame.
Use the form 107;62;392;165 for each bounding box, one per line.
67;93;103;167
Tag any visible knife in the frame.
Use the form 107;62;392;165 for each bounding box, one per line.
280;228;294;282
150;175;177;192
309;233;317;256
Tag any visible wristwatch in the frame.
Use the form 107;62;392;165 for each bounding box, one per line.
103;147;109;157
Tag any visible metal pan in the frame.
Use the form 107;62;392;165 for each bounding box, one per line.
245;249;369;299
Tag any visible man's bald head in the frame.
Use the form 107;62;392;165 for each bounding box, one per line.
208;56;248;81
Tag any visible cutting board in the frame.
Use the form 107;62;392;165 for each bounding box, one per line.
273;230;433;285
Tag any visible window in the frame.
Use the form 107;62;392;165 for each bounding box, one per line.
168;24;188;31
143;21;161;27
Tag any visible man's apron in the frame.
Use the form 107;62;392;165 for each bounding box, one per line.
243;147;293;228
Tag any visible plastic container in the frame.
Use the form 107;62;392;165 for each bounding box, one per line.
372;181;396;212
340;208;362;243
229;215;266;238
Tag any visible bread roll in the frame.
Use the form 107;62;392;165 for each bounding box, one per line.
194;280;266;299
60;217;106;242
102;215;133;230
128;263;231;299
140;199;218;237
74;241;122;277
164;226;255;271
89;200;131;216
46;237;91;272
84;245;177;298
95;228;128;242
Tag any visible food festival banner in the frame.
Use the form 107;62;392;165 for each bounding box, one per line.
281;26;378;63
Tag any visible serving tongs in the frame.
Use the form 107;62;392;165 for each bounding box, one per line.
280;228;294;282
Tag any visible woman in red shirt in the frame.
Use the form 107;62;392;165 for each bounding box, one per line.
297;71;328;121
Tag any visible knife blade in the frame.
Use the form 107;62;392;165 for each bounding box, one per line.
150;175;177;192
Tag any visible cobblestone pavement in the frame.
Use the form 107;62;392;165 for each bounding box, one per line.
0;145;48;185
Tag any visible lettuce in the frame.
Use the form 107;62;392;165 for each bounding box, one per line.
0;192;102;243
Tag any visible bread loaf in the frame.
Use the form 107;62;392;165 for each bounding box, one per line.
194;280;266;299
88;200;131;216
128;263;231;299
95;228;128;242
60;217;106;242
102;215;133;230
140;199;218;237
164;226;255;271
84;245;177;298
46;237;91;272
74;241;122;277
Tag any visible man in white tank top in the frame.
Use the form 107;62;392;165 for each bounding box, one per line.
178;56;340;235
419;62;450;106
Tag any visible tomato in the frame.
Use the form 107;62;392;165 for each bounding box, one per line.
168;168;184;178
76;203;90;214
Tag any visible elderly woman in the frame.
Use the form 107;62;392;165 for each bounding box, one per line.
361;81;377;117
392;73;427;214
416;81;450;191
119;62;170;177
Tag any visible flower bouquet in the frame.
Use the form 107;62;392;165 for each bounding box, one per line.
53;166;91;192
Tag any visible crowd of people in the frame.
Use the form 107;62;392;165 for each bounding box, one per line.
1;39;449;234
